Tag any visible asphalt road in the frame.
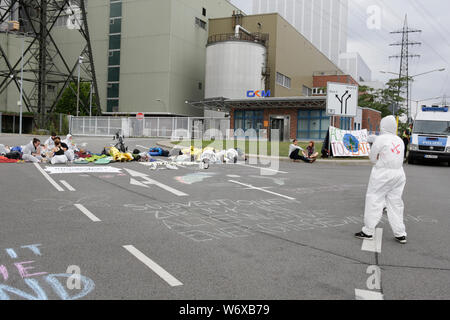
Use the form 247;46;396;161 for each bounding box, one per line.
0;134;449;300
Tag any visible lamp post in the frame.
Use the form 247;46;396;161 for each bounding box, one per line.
18;33;25;135
76;56;84;117
380;68;446;119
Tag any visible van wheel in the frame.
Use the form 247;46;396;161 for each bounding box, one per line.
448;162;450;167
408;156;415;165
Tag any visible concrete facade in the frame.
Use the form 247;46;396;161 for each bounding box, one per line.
252;0;348;66
0;0;240;116
208;13;345;98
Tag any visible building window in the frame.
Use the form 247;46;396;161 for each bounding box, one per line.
108;50;121;65
302;85;312;96
110;2;122;18
234;110;264;136
340;117;351;130
108;66;120;82
297;110;329;140
202;7;206;16
109;18;122;34
195;17;207;30
107;83;120;98
198;82;202;90
276;72;291;89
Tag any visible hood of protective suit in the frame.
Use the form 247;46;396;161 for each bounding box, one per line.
380;115;397;135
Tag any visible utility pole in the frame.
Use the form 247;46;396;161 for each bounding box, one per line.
389;15;421;121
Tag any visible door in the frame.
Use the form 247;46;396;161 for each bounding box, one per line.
270;118;284;141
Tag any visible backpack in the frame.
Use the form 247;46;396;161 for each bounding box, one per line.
5;151;22;160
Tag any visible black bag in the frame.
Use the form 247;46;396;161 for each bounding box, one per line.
161;150;170;157
5;151;22;160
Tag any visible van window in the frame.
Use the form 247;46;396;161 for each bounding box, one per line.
413;120;450;135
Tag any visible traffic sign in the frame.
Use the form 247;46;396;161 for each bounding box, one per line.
326;82;358;117
136;112;144;120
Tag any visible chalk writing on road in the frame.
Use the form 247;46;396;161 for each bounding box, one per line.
0;243;95;300
123;199;439;242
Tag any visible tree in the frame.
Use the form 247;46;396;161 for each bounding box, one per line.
358;77;409;118
54;82;100;116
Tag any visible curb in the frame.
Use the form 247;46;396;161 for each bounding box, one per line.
156;140;372;165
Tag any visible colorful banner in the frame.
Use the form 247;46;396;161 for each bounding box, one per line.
329;126;371;157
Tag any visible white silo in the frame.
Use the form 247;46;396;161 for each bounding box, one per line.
205;34;267;99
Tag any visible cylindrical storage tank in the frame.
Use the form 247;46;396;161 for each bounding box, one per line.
205;41;266;99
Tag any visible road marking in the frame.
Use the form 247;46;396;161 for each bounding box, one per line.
74;204;101;222
355;289;384;300
136;145;149;150
228;180;296;200
60;180;76;191
123;245;183;287
236;163;288;174
125;168;188;196
227;175;241;178
33;163;64;192
361;228;383;253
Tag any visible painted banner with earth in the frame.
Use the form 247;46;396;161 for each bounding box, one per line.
329;126;371;157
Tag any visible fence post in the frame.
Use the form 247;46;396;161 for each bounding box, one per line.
83;117;85;135
95;117;98;136
157;117;160;137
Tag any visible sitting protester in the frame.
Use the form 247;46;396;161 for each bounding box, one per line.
0;144;10;155
289;139;315;163
50;137;69;164
44;132;57;150
62;134;78;152
22;138;43;163
303;141;319;160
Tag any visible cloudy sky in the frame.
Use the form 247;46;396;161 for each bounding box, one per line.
230;0;450;114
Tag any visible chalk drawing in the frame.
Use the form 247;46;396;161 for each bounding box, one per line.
175;172;217;185
0;274;95;300
123;198;440;242
0;243;95;300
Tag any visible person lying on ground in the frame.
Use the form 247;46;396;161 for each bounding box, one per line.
289;139;315;163
0;144;10;155
303;141;319;160
22;138;43;163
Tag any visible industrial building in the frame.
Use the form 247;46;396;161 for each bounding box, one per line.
189;12;381;141
0;0;241;120
251;0;348;67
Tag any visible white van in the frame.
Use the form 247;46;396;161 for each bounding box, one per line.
409;106;450;165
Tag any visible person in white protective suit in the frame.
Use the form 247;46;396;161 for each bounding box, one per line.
224;148;239;163
355;115;408;244
62;134;76;162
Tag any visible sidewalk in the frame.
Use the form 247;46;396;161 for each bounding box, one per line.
156;140;372;165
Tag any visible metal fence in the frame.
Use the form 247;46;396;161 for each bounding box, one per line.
69;116;231;139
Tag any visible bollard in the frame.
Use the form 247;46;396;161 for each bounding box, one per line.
0;112;2;134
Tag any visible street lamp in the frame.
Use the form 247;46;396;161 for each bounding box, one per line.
379;68;446;119
76;56;84;117
18;33;25;135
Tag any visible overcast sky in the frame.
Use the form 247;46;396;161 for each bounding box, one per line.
230;0;450;113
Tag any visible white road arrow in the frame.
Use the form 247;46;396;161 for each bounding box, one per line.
125;168;188;197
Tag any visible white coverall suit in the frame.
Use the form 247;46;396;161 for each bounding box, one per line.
362;116;407;238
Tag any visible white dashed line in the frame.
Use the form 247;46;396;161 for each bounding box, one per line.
33;163;64;192
355;289;384;300
60;180;76;191
361;228;383;253
123;245;183;287
236;163;288;174
228;180;296;200
74;204;101;222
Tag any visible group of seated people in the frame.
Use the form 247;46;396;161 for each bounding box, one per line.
12;132;77;164
289;139;318;164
